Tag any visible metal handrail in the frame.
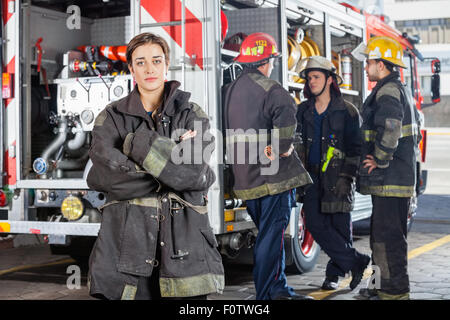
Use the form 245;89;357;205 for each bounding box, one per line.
138;0;187;90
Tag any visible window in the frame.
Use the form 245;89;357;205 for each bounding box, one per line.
420;76;431;96
445;26;450;43
403;55;414;97
419;27;429;44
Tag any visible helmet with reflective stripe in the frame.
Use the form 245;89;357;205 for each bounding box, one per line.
352;36;406;68
234;32;281;64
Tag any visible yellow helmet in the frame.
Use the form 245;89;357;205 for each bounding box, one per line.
352;36;406;68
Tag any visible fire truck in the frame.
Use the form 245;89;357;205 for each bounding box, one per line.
0;0;440;273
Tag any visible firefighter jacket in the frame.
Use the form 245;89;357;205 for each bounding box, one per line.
358;71;417;198
86;81;224;300
223;68;312;201
295;94;362;213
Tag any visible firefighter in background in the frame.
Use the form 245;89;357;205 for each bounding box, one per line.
295;56;370;291
223;32;313;300
87;32;224;300
352;36;417;300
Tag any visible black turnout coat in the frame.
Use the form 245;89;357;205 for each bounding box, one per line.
295;94;362;213
87;81;224;300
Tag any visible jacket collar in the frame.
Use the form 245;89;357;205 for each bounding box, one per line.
363;71;401;108
372;71;401;92
241;67;266;78
115;80;191;119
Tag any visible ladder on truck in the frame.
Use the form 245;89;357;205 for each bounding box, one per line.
135;0;225;234
136;0;190;90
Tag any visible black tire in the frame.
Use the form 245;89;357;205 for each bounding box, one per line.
286;204;320;274
50;236;96;264
352;217;371;236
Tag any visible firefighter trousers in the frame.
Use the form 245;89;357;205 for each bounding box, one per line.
303;174;363;278
246;189;296;300
370;195;410;295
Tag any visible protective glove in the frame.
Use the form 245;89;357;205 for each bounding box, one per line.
334;176;353;199
122;121;151;157
123;132;135;157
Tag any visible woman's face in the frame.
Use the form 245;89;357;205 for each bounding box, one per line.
129;43;169;94
307;70;331;96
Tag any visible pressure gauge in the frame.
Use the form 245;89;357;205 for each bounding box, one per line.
81;109;95;124
113;85;124;97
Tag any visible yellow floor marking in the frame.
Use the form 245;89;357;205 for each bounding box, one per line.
309;234;450;300
428;132;450;136
0;258;76;277
308;267;374;300
407;234;450;259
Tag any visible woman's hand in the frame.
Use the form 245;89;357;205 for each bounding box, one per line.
179;130;197;141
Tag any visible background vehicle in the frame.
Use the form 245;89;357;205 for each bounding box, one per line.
0;0;438;273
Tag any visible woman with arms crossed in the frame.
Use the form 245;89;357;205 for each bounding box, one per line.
86;33;224;300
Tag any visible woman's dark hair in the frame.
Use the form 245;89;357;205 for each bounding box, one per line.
126;32;170;66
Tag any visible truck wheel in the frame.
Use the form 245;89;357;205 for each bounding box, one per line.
50;236;96;264
286;205;320;274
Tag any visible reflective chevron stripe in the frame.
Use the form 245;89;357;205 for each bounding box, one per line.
359;185;414;197
363;124;417;143
142;136;176;178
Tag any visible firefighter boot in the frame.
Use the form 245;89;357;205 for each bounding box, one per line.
350;254;371;290
374;291;410;300
359;288;378;299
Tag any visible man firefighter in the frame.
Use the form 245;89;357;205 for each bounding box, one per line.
223;32;312;300
352;36;418;300
295;56;370;291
